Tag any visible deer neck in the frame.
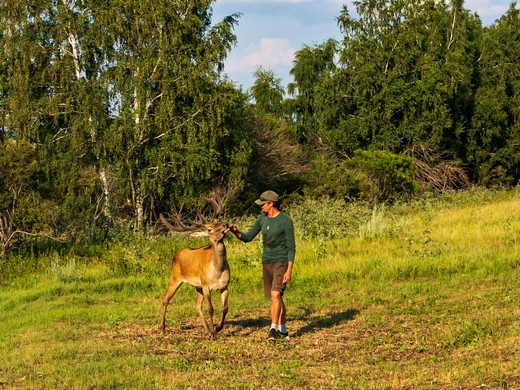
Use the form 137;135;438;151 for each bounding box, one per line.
211;241;227;267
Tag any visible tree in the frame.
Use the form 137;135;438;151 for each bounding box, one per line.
296;0;481;157
0;140;59;256
468;3;520;185
0;1;249;233
288;39;338;142
285;0;491;195
250;66;285;117
0;1;114;229
234;68;306;207
101;0;245;229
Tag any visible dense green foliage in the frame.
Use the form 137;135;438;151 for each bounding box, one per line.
1;0;519;255
288;0;519;189
468;4;520;185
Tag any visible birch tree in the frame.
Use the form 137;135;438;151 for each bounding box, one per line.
102;0;243;230
0;1;113;228
1;0;247;232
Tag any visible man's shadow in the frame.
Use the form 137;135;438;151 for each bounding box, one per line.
293;308;359;337
226;308;360;337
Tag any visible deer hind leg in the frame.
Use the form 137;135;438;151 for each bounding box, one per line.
195;287;216;339
215;287;229;333
160;278;183;333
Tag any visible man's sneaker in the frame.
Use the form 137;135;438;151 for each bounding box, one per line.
277;330;289;339
268;328;277;341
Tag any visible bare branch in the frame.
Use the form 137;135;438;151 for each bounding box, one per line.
1;227;65;257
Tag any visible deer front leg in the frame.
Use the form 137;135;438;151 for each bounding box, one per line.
161;279;182;333
195;287;216;339
216;287;228;333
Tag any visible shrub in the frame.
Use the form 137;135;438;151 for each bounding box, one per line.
348;149;419;202
288;197;370;240
304;149;372;201
304;149;418;203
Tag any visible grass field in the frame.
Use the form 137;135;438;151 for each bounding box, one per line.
1;188;519;389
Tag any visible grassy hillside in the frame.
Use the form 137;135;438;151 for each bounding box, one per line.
1;188;519;389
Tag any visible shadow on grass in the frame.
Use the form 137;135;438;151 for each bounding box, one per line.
294;308;360;336
226;316;271;336
225;308;360;337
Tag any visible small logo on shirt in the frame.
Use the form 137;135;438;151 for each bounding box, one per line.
267;226;270;230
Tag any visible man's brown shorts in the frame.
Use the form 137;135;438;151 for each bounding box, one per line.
262;261;288;298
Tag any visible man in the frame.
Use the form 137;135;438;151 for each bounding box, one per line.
230;190;295;341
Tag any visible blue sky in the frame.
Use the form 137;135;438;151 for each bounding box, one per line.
212;0;515;90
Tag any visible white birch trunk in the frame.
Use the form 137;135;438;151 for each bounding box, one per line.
63;0;111;219
133;74;144;231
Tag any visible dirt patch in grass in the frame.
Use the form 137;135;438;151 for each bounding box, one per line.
97;304;520;389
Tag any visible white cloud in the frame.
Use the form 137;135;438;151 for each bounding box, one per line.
225;38;296;73
461;0;509;18
271;0;313;3
218;0;312;3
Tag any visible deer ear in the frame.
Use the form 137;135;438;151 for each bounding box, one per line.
189;231;208;238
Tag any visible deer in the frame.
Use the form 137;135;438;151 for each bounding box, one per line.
159;193;230;339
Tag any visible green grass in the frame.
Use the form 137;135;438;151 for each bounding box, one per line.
0;188;519;389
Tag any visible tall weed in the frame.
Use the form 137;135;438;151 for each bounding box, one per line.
49;256;86;283
358;204;386;238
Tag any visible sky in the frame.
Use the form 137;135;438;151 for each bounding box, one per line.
212;0;514;91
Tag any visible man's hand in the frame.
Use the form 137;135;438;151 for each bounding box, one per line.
230;224;240;237
283;261;293;284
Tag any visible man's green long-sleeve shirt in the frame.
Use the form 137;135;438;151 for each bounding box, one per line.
239;212;295;264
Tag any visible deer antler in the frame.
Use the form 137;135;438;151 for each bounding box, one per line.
204;192;224;220
159;213;201;232
160;191;225;232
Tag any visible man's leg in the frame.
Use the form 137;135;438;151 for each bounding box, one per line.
271;262;289;338
270;290;285;325
265;262;289;340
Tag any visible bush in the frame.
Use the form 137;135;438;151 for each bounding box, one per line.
305;149;418;203
288;197;370;240
304;152;365;201
348;150;418;202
